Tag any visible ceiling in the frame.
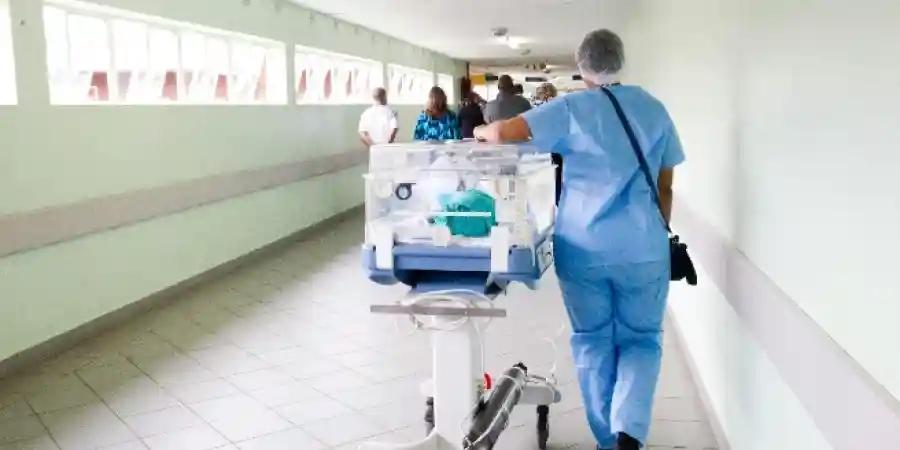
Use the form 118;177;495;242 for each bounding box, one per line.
289;0;633;75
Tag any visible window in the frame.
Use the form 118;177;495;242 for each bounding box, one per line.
473;85;488;102
438;73;455;104
0;0;15;104
111;20;181;102
388;64;434;105
294;45;383;105
43;1;286;105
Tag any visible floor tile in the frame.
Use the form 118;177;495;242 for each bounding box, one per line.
187;395;263;423
32;350;98;377
115;336;179;364
130;354;218;387
541;408;599;450
328;349;385;368
360;400;426;432
304;370;371;395
304;339;368;357
161;380;240;404
352;360;423;383
40;403;136;450
276;359;344;380
652;396;708;422
245;382;326;408
141;424;227;450
645;447;718;450
24;376;97;414
252;347;317;366
155;327;231;353
97;441;147;450
275;397;351;425
360;427;424;447
0;416;47;445
647;419;718;448
300;412;386;447
122;406;202;438
76;361;145;392
96;377;179;418
0;434;59;450
229;334;297;355
226;369;294;392
206;412;292;443
234;428;326;450
189;347;270;376
188;395;292;442
0;397;33;421
328;377;422;411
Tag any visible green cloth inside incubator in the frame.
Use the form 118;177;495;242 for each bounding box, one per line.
433;189;497;237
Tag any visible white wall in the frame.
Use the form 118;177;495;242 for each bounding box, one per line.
736;2;900;397
617;0;900;448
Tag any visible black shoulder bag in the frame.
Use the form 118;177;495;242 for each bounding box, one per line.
600;87;698;285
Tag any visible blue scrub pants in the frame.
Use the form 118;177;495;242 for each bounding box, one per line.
556;259;670;448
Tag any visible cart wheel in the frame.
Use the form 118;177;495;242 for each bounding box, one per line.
537;405;550;450
424;397;435;436
395;183;413;200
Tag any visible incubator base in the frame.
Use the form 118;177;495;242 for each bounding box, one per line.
359;294;561;450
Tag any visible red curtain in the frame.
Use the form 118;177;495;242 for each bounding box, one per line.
90;72;110;101
215;74;228;100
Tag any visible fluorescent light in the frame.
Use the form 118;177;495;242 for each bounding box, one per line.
494;36;529;50
506;36;528;49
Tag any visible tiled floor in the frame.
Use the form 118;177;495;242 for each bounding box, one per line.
0;215;719;450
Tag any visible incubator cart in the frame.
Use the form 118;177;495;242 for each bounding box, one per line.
360;141;561;450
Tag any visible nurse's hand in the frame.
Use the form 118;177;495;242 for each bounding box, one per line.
474;117;532;144
473;125;490;142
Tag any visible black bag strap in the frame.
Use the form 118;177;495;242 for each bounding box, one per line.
600;86;672;233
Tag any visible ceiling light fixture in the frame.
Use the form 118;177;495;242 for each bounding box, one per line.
491;28;530;50
500;36;529;50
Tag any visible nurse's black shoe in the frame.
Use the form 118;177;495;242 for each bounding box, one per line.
615;432;641;450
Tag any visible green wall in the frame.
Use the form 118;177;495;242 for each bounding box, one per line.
0;0;465;362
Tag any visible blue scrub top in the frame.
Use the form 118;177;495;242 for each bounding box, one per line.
522;85;685;264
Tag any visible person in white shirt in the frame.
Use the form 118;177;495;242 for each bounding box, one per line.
358;88;398;148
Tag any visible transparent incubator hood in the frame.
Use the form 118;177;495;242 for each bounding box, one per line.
363;140;556;250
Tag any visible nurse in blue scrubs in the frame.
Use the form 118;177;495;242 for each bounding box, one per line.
474;29;685;450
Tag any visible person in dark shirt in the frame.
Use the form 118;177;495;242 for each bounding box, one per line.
484;75;531;123
457;78;486;139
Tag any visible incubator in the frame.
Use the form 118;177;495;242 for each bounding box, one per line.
362;141;556;292
360;141;562;450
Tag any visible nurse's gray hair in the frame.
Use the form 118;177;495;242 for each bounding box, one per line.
576;29;625;84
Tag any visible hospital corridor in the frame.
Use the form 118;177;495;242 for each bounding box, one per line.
0;216;716;450
1;1;898;450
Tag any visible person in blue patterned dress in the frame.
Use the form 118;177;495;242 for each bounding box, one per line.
413;86;461;141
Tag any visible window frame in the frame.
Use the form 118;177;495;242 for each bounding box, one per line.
294;44;384;106
437;73;455;105
43;0;287;106
387;63;434;106
0;0;16;105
